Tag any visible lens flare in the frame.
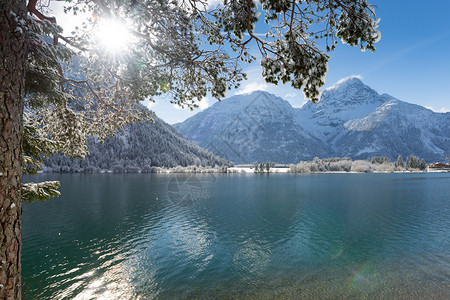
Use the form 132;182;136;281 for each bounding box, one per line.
347;263;381;291
97;19;130;54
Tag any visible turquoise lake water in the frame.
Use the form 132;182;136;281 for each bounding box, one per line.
22;173;450;299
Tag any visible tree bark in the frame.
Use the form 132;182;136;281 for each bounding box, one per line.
0;0;28;298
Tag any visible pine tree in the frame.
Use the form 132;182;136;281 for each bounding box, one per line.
420;158;426;170
396;155;404;169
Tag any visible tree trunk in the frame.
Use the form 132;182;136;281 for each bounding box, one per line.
0;0;28;298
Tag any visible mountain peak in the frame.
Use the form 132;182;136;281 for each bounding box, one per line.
326;76;365;91
232;89;278;100
318;76;380;106
241;90;270;96
297;76;387;140
213;89;292;113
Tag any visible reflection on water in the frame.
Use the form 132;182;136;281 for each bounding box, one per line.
22;173;450;299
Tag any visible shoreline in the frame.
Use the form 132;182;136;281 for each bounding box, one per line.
35;168;449;174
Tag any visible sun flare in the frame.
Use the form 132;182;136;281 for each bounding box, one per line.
97;19;130;54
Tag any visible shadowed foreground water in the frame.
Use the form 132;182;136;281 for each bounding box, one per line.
22;173;450;299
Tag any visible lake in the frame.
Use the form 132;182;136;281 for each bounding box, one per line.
22;173;450;299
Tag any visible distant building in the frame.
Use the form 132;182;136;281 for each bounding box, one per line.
427;162;450;172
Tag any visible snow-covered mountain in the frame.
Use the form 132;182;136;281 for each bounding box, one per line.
333;99;450;161
297;77;392;140
175;91;329;164
176;78;450;163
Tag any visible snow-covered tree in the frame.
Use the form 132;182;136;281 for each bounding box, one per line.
0;0;380;297
395;154;405;169
419;158;426;170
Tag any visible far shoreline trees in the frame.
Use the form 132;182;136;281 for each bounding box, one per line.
38;155;431;174
289;156;428;173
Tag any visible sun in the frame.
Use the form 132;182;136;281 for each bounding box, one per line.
96;19;130;54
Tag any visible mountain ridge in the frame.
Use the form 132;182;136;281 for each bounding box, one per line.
176;77;450;163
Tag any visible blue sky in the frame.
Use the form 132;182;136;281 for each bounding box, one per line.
52;1;450;124
147;0;450;124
